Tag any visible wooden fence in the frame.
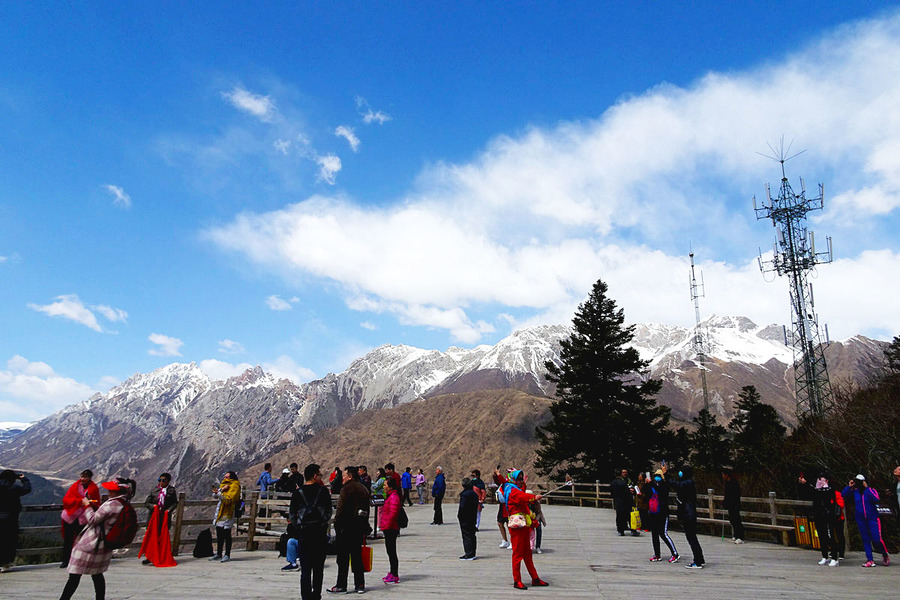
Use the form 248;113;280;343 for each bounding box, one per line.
16;482;830;560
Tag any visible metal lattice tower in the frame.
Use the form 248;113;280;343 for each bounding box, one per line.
753;150;834;418
688;252;710;412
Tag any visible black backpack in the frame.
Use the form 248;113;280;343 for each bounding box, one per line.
397;505;409;529
294;486;329;530
193;528;215;558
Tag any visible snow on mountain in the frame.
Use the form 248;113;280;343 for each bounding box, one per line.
0;421;31;444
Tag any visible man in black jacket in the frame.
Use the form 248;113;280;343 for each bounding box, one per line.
291;463;333;600
458;477;478;560
327;466;370;594
610;469;638;536
665;464;705;569
722;468;745;543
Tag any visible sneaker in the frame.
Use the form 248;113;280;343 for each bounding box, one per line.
355;587;366;594
649;556;662;562
618;531;625;537
220;555;231;563
667;554;680;563
499;540;511;549
459;555;476;560
513;582;527;590
883;555;891;567
326;587;347;594
209;555;222;561
535;548;543;554
631;530;641;537
685;562;703;569
828;559;839;567
862;561;876;568
282;563;299;571
531;579;549;586
734;539;744;544
818;558;829;565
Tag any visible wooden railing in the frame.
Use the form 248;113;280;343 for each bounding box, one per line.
17;482;829;560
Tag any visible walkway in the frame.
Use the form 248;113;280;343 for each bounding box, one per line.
3;504;896;599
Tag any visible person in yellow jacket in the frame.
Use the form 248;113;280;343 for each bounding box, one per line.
211;471;241;562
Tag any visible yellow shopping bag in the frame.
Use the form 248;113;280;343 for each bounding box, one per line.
630;508;641;531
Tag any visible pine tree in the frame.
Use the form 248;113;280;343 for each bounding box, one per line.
689;408;731;470
535;279;669;481
728;385;786;473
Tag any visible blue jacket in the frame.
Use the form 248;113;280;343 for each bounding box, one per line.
842;485;881;522
401;471;412;489
257;470;277;496
432;473;446;499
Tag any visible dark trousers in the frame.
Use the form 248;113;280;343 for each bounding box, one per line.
681;519;705;565
402;488;412;506
835;520;846;557
615;506;633;533
61;521;84;565
814;516;838;560
728;506;745;540
383;529;399;576
215;526;232;557
648;513;677;557
460;521;477;558
433;495;444;524
335;528;365;590
0;518;18;564
59;573;105;600
299;530;327;600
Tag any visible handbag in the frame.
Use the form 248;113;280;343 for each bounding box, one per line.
508;513;529;529
360;541;374;572
630;507;642;530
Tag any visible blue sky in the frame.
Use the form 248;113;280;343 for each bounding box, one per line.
3;3;900;422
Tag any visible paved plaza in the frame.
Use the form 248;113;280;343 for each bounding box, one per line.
3;503;897;599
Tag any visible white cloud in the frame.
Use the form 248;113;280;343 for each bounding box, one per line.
93;305;128;323
274;138;291;155
207;11;900;343
0;256;7;264
198;355;315;384
316;154;342;184
266;294;299;311
28;295;102;331
221;87;278;122
218;339;246;355
360;321;377;331
28;295;128;332
355;96;392;125
0;356;99;421
335;125;361;152
103;184;132;209
96;375;120;391
148;333;183;357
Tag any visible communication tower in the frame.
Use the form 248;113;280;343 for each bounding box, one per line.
753;145;834;418
688;252;710;412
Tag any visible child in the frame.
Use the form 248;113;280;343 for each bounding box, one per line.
530;496;546;553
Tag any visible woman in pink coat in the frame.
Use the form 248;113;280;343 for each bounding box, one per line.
379;476;403;584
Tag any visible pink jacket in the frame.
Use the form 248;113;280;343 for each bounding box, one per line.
379;489;402;531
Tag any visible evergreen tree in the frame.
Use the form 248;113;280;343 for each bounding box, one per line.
884;335;900;376
728;385;786;473
688;408;731;471
535;279;669;480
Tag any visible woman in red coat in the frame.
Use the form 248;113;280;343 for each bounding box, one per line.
379;476;402;584
503;469;548;590
60;470;101;568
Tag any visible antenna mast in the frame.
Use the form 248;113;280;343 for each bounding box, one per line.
753;142;834;418
689;251;710;412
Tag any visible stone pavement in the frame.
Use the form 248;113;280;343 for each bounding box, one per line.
3;502;897;599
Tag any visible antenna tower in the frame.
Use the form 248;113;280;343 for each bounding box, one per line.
688;252;710;412
753;142;834;418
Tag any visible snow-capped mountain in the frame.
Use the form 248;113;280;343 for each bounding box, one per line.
0;421;31;444
0;318;887;495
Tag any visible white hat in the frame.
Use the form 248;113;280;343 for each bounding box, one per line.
282;468;290;474
855;474;866;481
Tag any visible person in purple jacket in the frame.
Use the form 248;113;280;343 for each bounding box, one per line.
842;474;891;568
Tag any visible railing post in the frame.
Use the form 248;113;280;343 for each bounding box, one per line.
707;488;716;532
768;491;787;545
171;492;186;556
246;491;259;551
595;481;600;508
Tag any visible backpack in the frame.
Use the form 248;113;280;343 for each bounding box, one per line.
103;498;138;550
235;499;245;520
648;491;660;514
294;486;329;530
397;505;409;529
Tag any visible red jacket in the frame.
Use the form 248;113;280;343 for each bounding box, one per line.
62;480;101;516
379;489;402;531
506;485;537;517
